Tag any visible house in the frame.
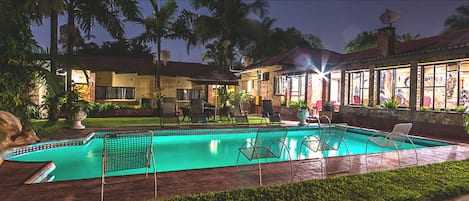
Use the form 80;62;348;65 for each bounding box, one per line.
61;55;238;108
239;47;344;117
239;27;469;142
341;27;469;141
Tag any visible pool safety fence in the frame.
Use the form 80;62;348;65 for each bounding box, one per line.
101;130;157;201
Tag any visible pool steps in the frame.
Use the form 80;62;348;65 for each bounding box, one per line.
23;162;56;184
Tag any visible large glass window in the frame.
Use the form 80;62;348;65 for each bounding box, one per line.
274;76;286;95
460;62;469;108
290;75;305;102
330;71;341;111
176;89;207;100
379;67;410;107
96;86;135;100
348;71;369;105
423;63;459;109
246;80;254;93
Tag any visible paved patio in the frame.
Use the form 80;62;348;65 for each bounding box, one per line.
1;121;469;201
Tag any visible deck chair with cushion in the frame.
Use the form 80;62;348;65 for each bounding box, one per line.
296;124;351;178
190;99;206;125
261;100;281;124
365;123;418;169
236;127;292;185
229;100;249;126
160;97;179;127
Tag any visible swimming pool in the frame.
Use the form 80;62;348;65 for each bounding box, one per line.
6;126;450;182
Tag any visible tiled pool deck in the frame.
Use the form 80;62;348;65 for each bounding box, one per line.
1;121;469;201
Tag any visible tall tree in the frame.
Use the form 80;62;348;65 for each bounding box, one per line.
190;0;269;70
0;0;43;126
345;31;377;53
78;40;152;57
37;0;64;124
27;0;65;123
134;0;193;109
62;0;141;91
247;26;322;63
444;5;469;32
304;33;324;49
345;31;419;53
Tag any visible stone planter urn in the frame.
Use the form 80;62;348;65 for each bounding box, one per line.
297;109;309;126
71;110;87;129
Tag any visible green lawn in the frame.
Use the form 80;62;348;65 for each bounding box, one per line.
158;160;469;201
31;116;270;138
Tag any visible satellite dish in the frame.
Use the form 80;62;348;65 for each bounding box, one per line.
380;9;400;27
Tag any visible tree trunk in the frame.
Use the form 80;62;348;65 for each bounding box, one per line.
48;8;59;123
156;39;162;110
66;5;75;91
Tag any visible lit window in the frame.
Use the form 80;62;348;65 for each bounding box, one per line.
423;63;459;110
246;80;254;93
348;71;369;105
379;67;410;107
274;76;286;95
96;87;135;100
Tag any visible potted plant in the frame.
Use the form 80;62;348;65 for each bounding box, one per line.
61;90;92;129
289;100;309;126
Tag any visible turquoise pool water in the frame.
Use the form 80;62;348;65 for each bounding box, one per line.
7;127;449;182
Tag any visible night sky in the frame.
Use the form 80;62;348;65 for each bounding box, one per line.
32;0;469;63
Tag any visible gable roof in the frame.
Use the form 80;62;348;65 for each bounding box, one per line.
246;47;344;73
344;28;469;63
64;55;238;85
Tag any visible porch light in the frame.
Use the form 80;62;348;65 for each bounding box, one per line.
318;72;326;80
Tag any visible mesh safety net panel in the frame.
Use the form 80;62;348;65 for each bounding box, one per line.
103;131;153;173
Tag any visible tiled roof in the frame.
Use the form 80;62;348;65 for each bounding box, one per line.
245;29;469;71
344;28;469;62
63;55;237;84
246;47;344;73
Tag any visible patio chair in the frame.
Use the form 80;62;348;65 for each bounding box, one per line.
236;127;292;185
229;100;249;126
101;130;156;201
314;100;322;116
190;99;206;125
261;100;281;124
365;123;418;169
353;95;361;104
423;96;432;107
295;124;351;178
180;106;191;122
160;97;179;127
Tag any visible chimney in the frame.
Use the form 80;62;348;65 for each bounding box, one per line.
377;27;396;57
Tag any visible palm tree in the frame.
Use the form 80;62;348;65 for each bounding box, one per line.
190;0;269;70
134;0;193;109
30;0;141;121
444;5;469;32
58;0;141;91
26;0;65;122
